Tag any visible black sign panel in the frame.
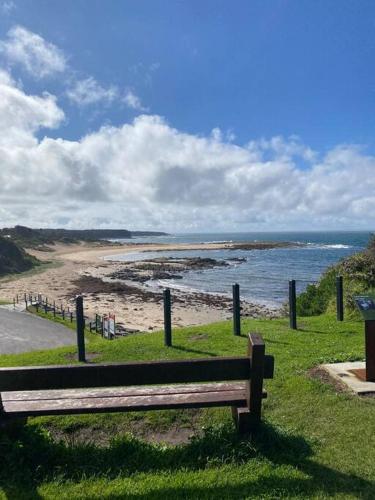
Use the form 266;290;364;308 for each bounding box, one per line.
354;295;375;320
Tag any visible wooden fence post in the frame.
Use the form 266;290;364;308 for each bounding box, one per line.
164;289;172;347
336;276;344;322
232;283;241;336
76;296;86;362
289;280;297;330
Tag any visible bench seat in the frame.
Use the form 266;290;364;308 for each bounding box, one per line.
1;382;267;418
0;333;274;433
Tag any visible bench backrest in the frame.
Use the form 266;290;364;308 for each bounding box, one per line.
0;333;274;392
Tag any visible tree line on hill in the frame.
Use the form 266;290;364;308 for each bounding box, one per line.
0;226;168;250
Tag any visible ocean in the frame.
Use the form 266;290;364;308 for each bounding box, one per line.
107;231;372;307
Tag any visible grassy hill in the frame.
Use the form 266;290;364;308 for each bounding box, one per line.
0;313;374;499
0;235;39;277
297;235;375;317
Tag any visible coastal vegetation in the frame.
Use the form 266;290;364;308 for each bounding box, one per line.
0;235;39;277
0;226;168;250
0;313;374;498
297;235;375;317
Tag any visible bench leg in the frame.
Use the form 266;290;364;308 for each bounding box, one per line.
232;407;260;434
0;416;27;433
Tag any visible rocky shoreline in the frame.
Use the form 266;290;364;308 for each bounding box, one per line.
108;256;246;283
71;255;282;329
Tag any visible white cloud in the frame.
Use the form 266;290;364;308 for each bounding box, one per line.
123;89;148;111
0;25;67;78
0;70;374;231
0;69;64;147
66;77;118;106
0;26;150;112
0;1;15;14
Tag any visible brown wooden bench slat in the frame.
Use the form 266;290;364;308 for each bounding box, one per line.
1;382;247;402
2;389;248;417
0;355;274;392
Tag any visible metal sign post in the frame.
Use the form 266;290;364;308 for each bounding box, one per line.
354;295;375;382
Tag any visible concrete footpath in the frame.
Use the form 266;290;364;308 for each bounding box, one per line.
0;306;75;354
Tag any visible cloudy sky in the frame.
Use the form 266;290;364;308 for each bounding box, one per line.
0;0;374;232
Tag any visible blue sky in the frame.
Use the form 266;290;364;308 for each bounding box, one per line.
0;0;374;231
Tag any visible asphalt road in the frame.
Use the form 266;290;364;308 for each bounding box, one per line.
0;307;76;354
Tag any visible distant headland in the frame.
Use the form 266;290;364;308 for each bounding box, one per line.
0;225;169;249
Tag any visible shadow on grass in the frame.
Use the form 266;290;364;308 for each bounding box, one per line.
1;421;374;498
171;345;217;357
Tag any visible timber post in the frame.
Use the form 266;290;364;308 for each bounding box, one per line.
336;276;344;321
232;283;241;336
76;295;86;362
289;280;297;330
164;288;172;347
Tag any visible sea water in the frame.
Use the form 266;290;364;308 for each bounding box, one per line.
107;231;372;307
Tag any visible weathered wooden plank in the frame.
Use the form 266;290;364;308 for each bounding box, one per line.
2;382;247;402
3;390;247;417
0;356;274;392
248;332;265;425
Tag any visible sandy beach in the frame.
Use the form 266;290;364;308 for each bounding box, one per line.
0;241;282;332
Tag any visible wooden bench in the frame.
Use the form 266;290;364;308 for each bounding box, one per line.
0;333;274;434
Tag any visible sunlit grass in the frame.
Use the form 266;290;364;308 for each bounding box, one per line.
0;313;374;498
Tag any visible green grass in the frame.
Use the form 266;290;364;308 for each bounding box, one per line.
0;314;374;499
0;299;11;305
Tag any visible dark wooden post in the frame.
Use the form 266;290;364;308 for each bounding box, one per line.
336;276;344;321
232;283;241;336
164;288;172;346
53;301;56;317
365;320;375;381
70;312;73;322
75;296;86;362
289;280;297;330
62;309;65;320
35;302;39;313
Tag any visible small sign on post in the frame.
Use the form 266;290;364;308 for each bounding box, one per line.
102;314;116;339
354;295;375;382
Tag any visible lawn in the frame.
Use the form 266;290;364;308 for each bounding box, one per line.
0;313;374;499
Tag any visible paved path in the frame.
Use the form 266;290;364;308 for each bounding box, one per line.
0;307;75;354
